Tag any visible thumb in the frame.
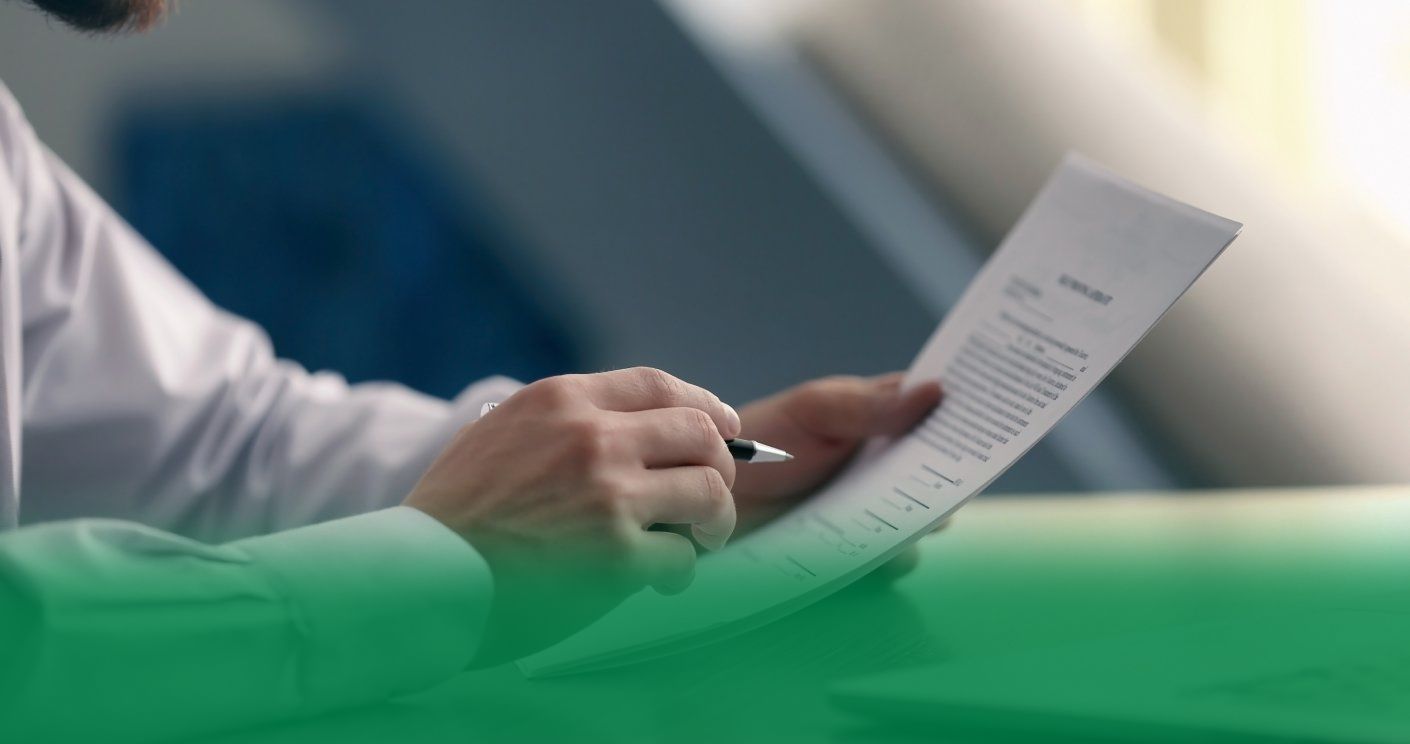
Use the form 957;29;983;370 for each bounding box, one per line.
874;375;943;437
790;373;942;441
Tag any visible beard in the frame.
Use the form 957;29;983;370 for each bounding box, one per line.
26;0;166;32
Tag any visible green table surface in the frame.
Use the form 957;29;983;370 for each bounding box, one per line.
209;486;1410;743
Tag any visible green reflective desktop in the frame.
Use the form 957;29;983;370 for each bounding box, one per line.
205;486;1410;744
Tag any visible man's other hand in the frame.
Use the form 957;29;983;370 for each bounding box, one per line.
731;373;943;578
404;367;740;664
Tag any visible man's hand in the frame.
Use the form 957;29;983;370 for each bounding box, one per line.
731;373;943;579
731;373;942;528
404;367;740;664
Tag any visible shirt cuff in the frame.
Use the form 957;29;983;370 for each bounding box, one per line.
233;506;492;708
447;375;524;429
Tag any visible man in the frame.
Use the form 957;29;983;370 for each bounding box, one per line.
0;1;941;740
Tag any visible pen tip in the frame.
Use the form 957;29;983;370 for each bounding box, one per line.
750;441;794;463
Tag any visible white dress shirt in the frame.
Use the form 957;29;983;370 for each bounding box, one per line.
0;80;517;740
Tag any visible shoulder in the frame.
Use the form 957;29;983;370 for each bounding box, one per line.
0;79;24;226
0;78;29;143
0;77;67;236
0;78;31;187
0;77;19;115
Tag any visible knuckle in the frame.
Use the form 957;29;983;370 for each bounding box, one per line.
525;375;579;407
700;467;730;508
684;407;719;444
812;375;861;399
591;494;632;535
806;376;870;421
576;486;631;538
561;417;615;465
586;468;634;510
793;378;839;410
636;366;681;401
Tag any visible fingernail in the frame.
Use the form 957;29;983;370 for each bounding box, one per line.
723;403;742;436
692;525;729;551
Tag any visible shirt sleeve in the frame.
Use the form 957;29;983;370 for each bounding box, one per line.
0;506;491;743
0;81;524;540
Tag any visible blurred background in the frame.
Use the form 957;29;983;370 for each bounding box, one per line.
1;0;1407;495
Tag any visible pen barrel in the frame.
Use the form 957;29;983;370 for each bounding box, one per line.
725;439;755;462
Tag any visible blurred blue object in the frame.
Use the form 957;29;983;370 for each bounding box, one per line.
114;95;578;399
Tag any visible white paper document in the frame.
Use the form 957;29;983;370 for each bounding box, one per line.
521;154;1242;677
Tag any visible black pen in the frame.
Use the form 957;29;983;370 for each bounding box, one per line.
725;438;793;463
480;402;794;463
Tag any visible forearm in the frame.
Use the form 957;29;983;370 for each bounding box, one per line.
22;337;521;540
7;82;522;538
0;507;490;743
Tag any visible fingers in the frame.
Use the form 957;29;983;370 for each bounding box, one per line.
576;367;742;439
629;466;736;550
631;530;698;595
612;407;739;549
788;374;942;441
619;408;736;485
876;376;943;437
